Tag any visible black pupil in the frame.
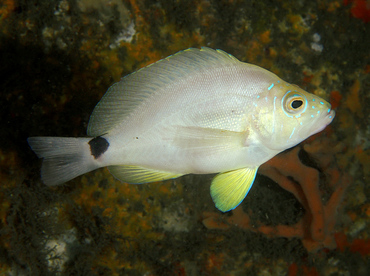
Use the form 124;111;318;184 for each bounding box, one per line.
291;100;303;109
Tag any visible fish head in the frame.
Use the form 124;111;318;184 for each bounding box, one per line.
252;81;335;151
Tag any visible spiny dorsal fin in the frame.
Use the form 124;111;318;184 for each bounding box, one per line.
87;47;241;136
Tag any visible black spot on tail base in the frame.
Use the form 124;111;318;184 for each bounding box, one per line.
89;136;109;159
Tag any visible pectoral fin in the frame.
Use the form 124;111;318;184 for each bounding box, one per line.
173;126;247;154
210;167;258;212
108;165;183;184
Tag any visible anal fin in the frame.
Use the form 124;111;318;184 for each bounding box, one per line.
108;165;184;184
210;166;258;212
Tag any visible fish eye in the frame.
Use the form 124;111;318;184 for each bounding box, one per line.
282;91;307;115
291;100;303;109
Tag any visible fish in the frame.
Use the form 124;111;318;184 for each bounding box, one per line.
28;47;335;212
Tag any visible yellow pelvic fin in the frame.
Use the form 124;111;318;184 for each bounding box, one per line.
210;167;258;212
108;165;184;184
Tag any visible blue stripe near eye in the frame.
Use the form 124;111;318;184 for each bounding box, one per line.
272;96;277;133
268;83;274;90
289;127;296;139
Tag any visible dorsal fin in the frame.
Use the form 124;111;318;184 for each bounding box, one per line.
87;47;240;136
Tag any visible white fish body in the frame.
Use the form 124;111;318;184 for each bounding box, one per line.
28;47;335;212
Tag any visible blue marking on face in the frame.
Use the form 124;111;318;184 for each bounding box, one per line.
268;83;274;90
311;115;314;118
312;99;315;101
257;95;260;99
312;106;315;109
289;127;296;139
320;101;324;105
327;108;331;113
272;96;277;132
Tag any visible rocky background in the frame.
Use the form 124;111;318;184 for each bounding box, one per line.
0;0;369;275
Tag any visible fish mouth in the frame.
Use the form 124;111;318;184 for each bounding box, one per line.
328;109;336;120
311;109;336;135
326;109;336;125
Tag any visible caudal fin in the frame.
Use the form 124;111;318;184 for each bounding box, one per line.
28;137;98;186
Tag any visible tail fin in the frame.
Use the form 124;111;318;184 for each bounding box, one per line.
27;137;99;186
